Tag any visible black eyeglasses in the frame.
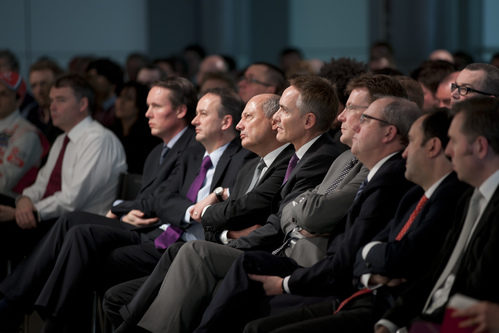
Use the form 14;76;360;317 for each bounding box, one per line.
359;113;392;126
451;83;496;97
240;76;272;87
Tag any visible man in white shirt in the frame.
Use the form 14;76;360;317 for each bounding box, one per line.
0;73;126;266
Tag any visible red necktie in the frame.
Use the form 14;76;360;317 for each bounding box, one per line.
335;195;429;314
395;195;428;240
42;135;70;199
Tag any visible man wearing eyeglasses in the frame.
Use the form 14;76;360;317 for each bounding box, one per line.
451;63;499;105
238;63;288;102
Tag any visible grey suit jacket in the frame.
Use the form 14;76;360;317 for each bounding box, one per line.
281;150;369;267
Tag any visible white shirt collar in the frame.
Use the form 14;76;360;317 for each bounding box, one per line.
67;116;93;142
478;169;499;203
367;151;399;182
166;126;188;149
295;134;322;160
204;141;230;169
425;172;452;199
262;144;290;168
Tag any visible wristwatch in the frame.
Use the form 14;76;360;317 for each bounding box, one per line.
214;187;224;202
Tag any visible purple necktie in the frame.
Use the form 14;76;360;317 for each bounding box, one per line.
154;155;213;250
283;153;299;184
186;155;213;202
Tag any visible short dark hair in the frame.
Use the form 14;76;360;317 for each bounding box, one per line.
451;97;499;154
411;60;457;94
289;75;338;132
320;57;367;106
86;58;124;89
29;57;64;76
464;63;499;96
395;75;424;109
53;74;95;112
381;97;422;146
201;88;244;131
420;108;452;147
252;62;288;95
346;74;408;102
152;77;198;124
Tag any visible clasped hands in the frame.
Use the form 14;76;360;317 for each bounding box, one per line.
0;196;38;229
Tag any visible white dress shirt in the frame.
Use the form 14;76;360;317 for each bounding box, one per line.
22;116;127;220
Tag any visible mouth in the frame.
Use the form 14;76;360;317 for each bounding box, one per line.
240;133;246;139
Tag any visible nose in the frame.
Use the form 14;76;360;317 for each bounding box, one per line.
145;106;152;118
402;146;409;159
236;119;244;131
337;109;346;122
273;109;282;124
191;114;200;126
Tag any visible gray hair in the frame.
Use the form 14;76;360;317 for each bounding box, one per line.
381;97;423;146
262;94;281;119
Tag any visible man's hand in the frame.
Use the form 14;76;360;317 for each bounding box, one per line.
122;210;159;227
190;193;218;222
106;210;118;219
15;196;37;229
227;224;262;239
453;301;499;333
248;274;283;296
0;205;15;222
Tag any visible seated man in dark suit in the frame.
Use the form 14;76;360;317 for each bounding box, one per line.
128;75;367;333
376;97;499;333
193;96;422;333
0;87;252;332
240;109;469;333
102;93;295;327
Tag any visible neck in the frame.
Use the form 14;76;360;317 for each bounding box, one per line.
203;132;236;154
363;145;402;169
160;123;187;145
420;159;454;191
292;130;322;152
255;140;284;158
472;160;499;188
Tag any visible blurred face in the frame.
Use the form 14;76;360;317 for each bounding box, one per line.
236;95;275;155
273;86;306;146
0;82;17;119
402;116;427;185
29;69;55;108
421;83;438;111
445;112;475;184
337;88;370;147
86;68;113;98
137;68;162;86
49;86;86;132
191;93;224;148
238;65;275;102
351;98;391;168
145;86;182;140
436;72;459;108
451;69;487;105
115;87;139;121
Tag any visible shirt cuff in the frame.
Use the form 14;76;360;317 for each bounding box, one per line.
184;205;194;223
282;276;291;294
220;230;230;244
375;319;399;333
362;241;382;259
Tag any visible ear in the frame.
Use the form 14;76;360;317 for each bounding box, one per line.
79;97;89;113
303;112;317;130
221;114;233;131
382;125;398;143
426;137;442;158
176;104;187;120
474;136;489;159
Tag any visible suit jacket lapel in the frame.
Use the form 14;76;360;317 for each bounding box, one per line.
210;139;241;191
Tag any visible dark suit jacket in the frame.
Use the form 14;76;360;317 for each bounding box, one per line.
226;132;347;251
111;127;196;217
383;184;499;328
137;137;255;229
287;152;416;298
202;145;295;242
354;172;470;279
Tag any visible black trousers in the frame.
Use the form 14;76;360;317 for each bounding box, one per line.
0;211;164;328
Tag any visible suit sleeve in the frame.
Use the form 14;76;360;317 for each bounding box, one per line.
288;184;413;297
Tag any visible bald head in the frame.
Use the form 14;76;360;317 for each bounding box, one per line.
196;55;228;84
